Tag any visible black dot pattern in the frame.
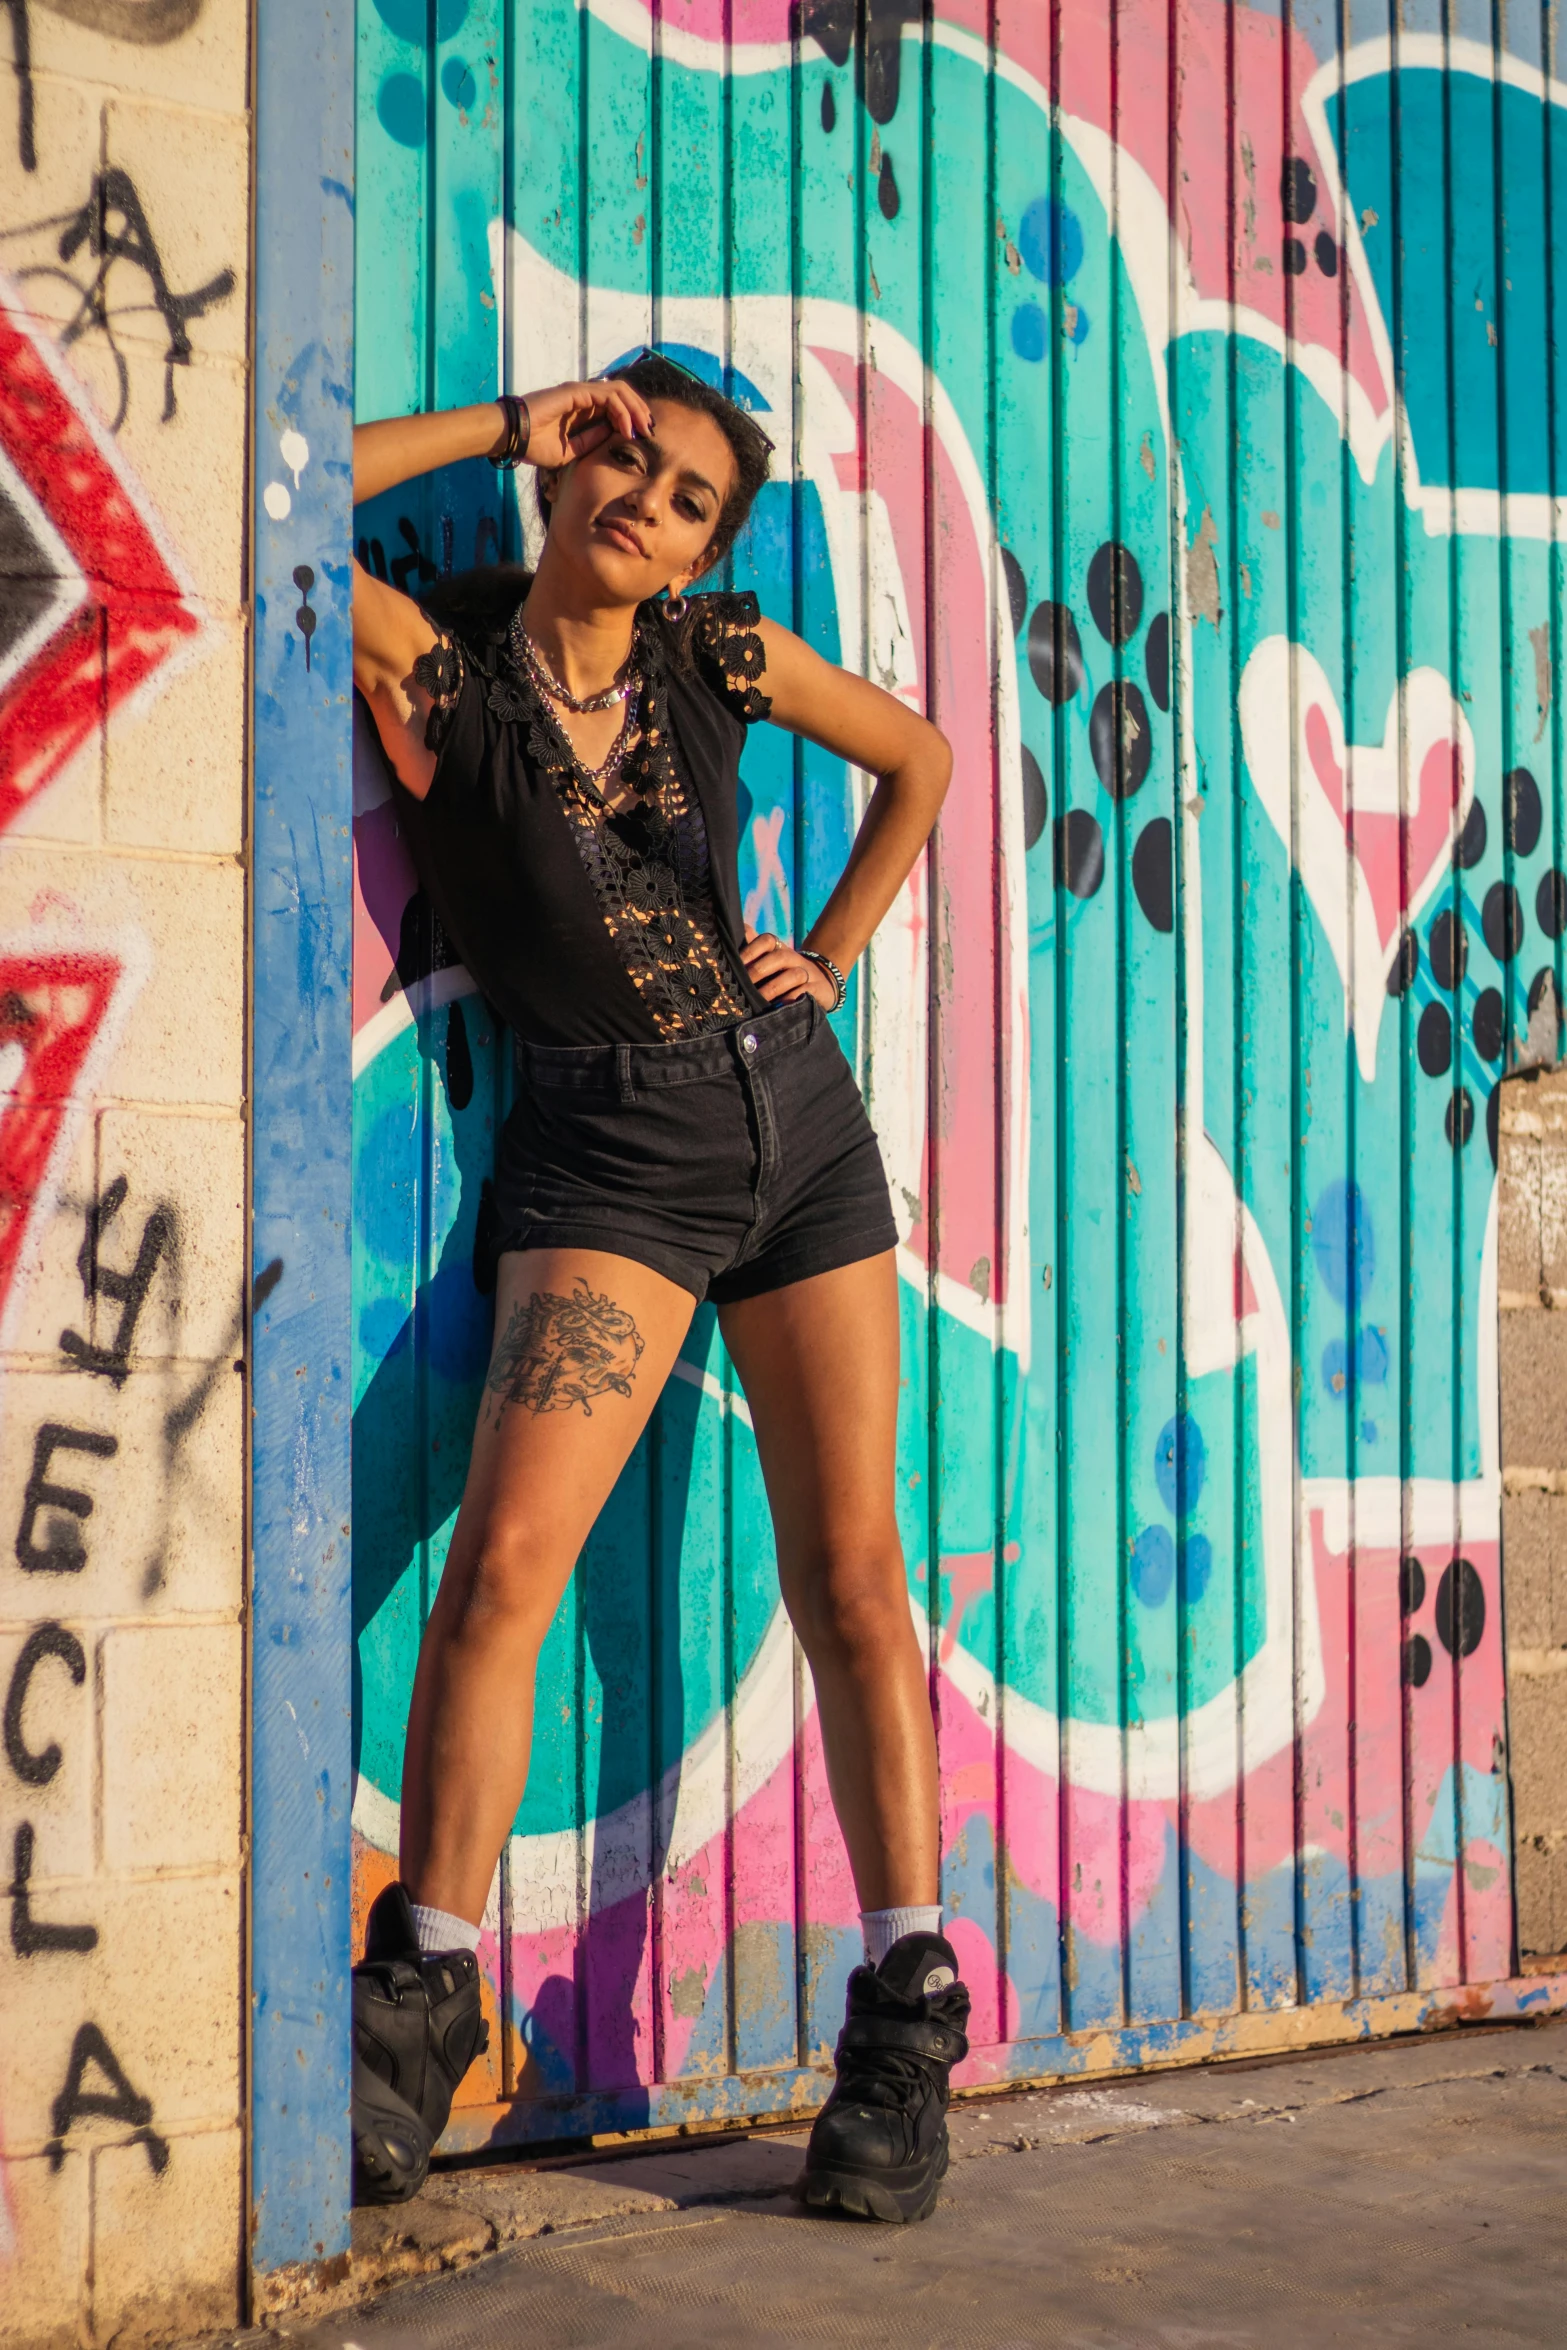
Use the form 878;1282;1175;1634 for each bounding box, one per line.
1284;237;1307;275
1538;868;1567;938
1505;766;1542;857
1387;930;1420;996
821;79;836;132
1314;231;1338;278
1027;600;1083;705
1417;1001;1451;1077
878;149;899;219
1087;541;1143;647
1001;547;1027;638
1472;986;1503;1062
1403;1633;1432;1688
1529;966;1560;1021
1090;678;1152;800
1132;817;1174;932
1487;1082;1501;1168
1429;910;1467;990
1144;611;1170;713
1020;745;1048;850
1282;155;1317;223
1435;1558;1485;1658
1400;1555;1426;1615
1454;799;1486;870
1056;809;1105;899
1482;880;1523;961
1446;1088;1474;1149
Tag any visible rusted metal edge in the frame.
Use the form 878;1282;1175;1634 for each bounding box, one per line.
431;1968;1567;2157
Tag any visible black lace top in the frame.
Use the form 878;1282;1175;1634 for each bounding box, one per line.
387;592;774;1049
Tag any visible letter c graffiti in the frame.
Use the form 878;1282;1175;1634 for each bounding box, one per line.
4;1622;87;1787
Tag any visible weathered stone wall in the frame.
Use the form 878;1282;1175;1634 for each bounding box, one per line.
1499;1066;1567;1964
0;5;249;2343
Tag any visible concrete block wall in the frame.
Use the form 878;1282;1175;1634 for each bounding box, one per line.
1499;1067;1567;1963
0;6;250;2343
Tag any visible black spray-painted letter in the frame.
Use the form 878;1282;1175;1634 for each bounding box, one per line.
4;1622;86;1786
46;2023;167;2174
10;1823;97;1958
60;1175;173;1383
15;1424;117;1574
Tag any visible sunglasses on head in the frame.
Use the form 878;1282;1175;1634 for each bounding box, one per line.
612;345;777;454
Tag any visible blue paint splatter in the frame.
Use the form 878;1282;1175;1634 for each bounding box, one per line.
1131;1523;1175;1607
1018;196;1084;284
1181;1534;1213;1606
1311;1178;1375;1304
1322;1325;1390;1400
1011;303;1048;363
1154;1412;1207;1516
440;56;477;110
377;72;426;148
375;0;467;38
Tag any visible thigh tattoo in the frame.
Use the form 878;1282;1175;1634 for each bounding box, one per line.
486;1276;646;1418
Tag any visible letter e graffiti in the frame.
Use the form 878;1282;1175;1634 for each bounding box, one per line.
15;1424;118;1573
45;2024;167;2175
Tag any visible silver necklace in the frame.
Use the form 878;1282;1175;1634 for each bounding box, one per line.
512;616;637;713
529;679;645;797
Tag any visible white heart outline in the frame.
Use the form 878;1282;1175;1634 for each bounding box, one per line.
1238;637;1475;1082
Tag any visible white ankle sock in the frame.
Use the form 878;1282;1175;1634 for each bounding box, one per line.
861;1905;943;1965
410;1901;481;1957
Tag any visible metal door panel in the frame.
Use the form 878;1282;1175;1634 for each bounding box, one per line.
348;0;1547;2146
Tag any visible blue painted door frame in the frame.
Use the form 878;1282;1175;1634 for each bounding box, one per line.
249;0;357;2293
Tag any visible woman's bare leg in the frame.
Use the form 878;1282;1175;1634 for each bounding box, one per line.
400;1248;695;1925
719;1251;937;1910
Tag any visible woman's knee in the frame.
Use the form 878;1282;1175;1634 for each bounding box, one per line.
437;1523;572;1648
785;1543;914;1670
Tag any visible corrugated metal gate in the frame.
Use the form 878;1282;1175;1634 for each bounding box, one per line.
348;0;1560;2147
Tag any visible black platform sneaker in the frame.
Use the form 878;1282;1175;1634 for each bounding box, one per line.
351;1883;490;2205
801;1930;970;2223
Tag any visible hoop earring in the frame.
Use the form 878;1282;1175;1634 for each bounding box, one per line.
664;589;688;621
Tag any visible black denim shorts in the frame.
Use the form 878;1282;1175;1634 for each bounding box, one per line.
494;996;898;1304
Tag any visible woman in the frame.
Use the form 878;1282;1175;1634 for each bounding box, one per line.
349;354;964;2224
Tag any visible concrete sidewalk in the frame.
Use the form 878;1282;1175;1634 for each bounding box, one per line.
227;2016;1567;2347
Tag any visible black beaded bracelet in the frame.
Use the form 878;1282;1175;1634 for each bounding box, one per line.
488;392;530;470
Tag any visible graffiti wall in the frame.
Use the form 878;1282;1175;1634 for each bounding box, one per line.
351;0;1561;2143
0;2;248;2340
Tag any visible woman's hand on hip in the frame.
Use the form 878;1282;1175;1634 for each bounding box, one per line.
741;926;839;1011
523;379;655;470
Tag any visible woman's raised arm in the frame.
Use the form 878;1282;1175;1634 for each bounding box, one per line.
351;380;658;797
353;381;656;505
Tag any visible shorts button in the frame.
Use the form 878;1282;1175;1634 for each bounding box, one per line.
741;1033;758;1055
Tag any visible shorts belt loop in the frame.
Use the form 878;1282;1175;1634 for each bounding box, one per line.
616;1044;637;1104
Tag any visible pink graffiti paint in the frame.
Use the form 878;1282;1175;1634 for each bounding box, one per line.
352;799;416;1035
625;0;1387;421
812;343;1019;1309
1305;708;1464;959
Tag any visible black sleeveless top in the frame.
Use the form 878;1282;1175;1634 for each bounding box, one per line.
393;592;773;1048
